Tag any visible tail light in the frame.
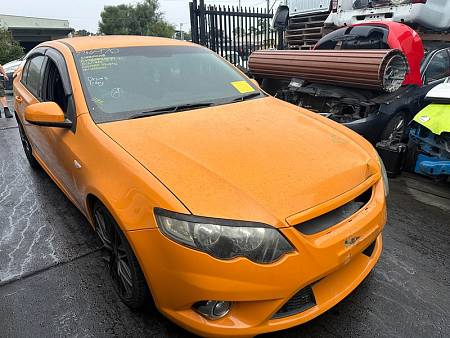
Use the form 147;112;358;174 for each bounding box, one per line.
411;0;427;3
331;0;338;12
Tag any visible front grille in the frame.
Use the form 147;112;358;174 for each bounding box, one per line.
295;187;373;235
272;286;316;319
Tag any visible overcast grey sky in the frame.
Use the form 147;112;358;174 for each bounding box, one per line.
1;0;278;33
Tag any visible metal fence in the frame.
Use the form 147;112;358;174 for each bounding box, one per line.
189;0;278;68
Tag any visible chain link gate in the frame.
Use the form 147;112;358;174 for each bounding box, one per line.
189;0;278;68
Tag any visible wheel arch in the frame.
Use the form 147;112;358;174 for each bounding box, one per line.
84;192;130;233
86;192;157;305
83;183;160;232
84;192;126;232
85;193;100;226
379;108;410;141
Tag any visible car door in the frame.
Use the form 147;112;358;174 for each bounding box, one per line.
14;50;53;164
412;48;450;111
39;48;84;208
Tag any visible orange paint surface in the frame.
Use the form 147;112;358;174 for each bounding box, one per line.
14;36;386;337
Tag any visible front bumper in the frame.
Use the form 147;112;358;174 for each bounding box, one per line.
328;4;450;31
415;154;450;177
340;113;385;144
126;180;386;337
326;4;439;28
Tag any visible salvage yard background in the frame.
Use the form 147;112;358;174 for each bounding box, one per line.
1;0;450;336
0;96;449;337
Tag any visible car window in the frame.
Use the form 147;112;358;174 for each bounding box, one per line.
42;59;68;116
23;55;45;98
425;49;450;84
21;59;30;86
74;46;261;123
315;25;389;50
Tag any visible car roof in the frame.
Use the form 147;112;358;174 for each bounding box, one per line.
54;35;198;52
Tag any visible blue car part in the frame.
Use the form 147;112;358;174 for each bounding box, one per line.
409;125;450;178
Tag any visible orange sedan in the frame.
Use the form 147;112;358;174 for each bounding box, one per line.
13;36;387;337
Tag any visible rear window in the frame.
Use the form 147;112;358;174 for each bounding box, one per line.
315;25;389;50
22;55;45;98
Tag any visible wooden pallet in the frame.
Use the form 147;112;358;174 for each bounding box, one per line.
287;12;330;50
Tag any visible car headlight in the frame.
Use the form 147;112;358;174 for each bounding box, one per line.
155;208;294;264
377;155;390;197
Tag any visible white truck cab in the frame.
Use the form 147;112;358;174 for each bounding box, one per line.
285;0;331;16
326;0;450;31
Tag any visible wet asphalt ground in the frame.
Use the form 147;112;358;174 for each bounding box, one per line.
0;95;449;337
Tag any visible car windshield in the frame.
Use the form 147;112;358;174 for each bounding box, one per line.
74;46;262;123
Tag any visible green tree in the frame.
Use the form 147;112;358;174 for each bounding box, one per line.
0;29;24;64
98;0;175;37
75;29;94;37
173;30;191;41
184;30;192;41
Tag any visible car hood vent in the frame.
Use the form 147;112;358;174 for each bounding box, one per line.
295;187;372;235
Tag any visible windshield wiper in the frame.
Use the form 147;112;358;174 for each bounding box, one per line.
130;102;216;119
229;92;263;103
129;93;262;120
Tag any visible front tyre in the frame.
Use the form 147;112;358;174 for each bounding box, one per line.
380;111;407;142
16;117;40;170
404;138;418;172
93;201;149;309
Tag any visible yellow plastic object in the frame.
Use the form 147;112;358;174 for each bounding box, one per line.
413;103;450;135
231;80;255;94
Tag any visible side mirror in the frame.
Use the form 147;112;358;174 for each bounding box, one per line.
271;5;289;31
25;102;72;128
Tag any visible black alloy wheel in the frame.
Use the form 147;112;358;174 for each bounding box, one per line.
381;111;407;142
93;201;149;309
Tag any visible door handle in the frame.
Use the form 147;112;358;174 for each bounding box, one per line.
15;96;23;103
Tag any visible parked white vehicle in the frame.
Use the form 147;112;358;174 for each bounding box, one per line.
1;55;28;90
284;0;331;16
425;77;450;101
2;58;23;73
326;0;450;31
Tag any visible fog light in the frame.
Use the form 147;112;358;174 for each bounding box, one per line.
193;300;231;320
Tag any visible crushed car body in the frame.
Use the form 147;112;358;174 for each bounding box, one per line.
250;21;450;143
327;0;450;32
406;80;450;178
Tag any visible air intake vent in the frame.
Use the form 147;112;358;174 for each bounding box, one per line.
295;187;372;235
363;239;376;257
272;286;316;319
